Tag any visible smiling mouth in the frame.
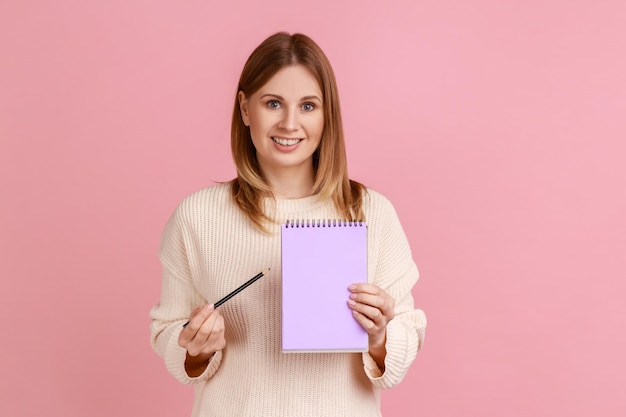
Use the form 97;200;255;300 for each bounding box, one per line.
272;137;303;146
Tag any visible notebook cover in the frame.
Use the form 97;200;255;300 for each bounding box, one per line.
281;220;368;352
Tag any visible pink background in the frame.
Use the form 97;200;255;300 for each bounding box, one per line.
1;1;625;416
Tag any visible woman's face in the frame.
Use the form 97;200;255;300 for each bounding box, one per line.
239;64;324;177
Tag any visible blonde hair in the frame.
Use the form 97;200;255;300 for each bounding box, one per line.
230;32;365;231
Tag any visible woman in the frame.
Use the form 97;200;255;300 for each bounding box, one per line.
150;32;426;417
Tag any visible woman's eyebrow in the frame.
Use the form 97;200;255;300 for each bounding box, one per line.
259;93;283;100
301;95;322;102
259;93;322;102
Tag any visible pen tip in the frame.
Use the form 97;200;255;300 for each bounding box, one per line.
263;268;270;274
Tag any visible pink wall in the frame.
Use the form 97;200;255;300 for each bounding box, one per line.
1;1;625;416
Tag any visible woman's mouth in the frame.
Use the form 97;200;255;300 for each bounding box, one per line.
272;137;303;146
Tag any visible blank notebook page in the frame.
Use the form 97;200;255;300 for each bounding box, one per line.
281;220;368;352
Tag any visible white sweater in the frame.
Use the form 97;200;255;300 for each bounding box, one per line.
150;183;426;417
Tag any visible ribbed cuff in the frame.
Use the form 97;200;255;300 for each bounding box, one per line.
363;318;420;389
164;322;223;384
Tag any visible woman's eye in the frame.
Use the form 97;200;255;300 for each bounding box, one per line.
301;103;315;111
267;100;280;109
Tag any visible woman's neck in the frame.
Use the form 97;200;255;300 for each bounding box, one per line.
261;165;315;199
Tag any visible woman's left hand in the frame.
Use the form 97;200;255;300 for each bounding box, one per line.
347;283;395;349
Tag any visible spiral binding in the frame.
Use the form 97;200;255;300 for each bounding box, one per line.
285;219;365;228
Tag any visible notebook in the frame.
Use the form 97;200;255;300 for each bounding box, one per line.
281;219;368;352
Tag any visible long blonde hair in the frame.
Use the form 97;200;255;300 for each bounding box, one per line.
230;32;365;231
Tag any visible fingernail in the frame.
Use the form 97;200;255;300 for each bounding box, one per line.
349;293;357;300
205;304;214;311
349;285;356;291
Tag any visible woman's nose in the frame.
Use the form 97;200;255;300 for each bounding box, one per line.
278;107;298;131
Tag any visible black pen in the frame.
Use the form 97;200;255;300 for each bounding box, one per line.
182;268;270;328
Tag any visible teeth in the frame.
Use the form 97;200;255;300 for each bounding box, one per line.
272;137;301;146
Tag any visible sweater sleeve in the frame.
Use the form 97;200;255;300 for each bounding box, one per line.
149;203;223;384
361;194;427;389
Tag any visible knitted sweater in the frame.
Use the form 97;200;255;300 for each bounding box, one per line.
150;183;426;417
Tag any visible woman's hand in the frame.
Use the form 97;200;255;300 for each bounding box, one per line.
178;304;226;376
348;283;395;370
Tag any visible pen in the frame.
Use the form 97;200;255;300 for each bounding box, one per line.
182;268;270;328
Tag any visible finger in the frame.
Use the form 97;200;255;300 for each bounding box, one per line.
180;304;214;343
349;283;381;296
189;304;215;329
348;299;385;325
351;309;377;332
201;314;226;352
349;292;395;318
353;309;388;349
184;311;218;355
188;311;226;356
349;292;385;309
193;309;222;342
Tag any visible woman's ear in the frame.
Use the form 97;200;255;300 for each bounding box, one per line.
238;91;250;126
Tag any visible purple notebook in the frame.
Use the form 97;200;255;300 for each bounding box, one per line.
281;220;368;352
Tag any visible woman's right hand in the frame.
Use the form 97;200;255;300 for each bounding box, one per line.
178;304;226;376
